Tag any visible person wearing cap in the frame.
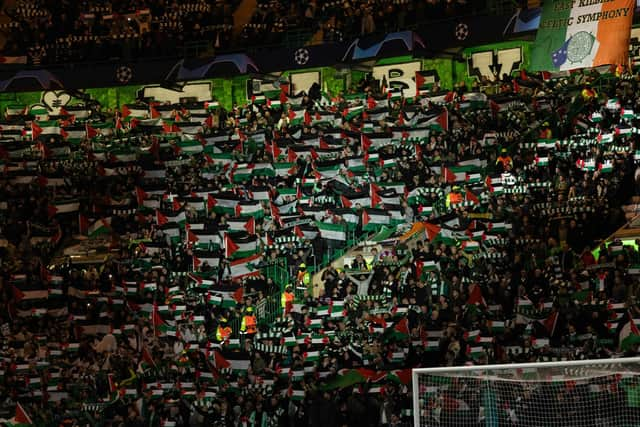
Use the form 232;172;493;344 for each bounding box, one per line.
445;186;463;209
496;148;513;173
216;317;232;342
240;307;257;336
281;285;295;315
296;262;311;289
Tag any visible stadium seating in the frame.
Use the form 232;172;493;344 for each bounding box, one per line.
0;0;510;64
0;64;639;425
0;0;240;64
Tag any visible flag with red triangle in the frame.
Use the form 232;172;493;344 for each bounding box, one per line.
225;233;240;258
12;402;33;425
424;222;442;241
466;189;479;205
361;134;372;163
362;210;371;227
370;183;382;208
244;217;256;235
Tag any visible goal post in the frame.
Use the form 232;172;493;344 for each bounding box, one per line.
412;357;640;427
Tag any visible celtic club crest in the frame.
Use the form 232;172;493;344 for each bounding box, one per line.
566;31;595;63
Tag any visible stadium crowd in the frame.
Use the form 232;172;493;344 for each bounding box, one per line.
0;0;491;64
1;0;239;64
1;65;640;426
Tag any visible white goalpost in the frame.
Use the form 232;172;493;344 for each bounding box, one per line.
412;357;640;427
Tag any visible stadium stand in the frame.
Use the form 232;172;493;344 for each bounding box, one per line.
1;0;640;426
0;64;639;425
0;0;241;64
0;1;519;63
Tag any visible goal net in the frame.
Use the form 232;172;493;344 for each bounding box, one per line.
412;357;640;427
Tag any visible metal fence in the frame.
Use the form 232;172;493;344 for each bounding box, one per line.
255;291;282;326
256;258;288;322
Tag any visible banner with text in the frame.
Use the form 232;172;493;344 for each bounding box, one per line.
531;0;634;71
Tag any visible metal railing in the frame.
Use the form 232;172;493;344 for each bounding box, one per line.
261;258;289;287
256;258;288;322
255;291;282;326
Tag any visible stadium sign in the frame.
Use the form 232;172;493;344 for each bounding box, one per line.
467;47;523;80
372;61;422;98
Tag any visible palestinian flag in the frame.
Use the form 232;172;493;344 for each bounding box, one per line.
192;251;220;270
6;402;33;426
48;200;80;216
227;217;256;234
362;208;391;231
466;346;485;359
207;194;241;215
531;338;549;349
227;254;262;279
87;217;112;237
225;353;251;373
387;87;402;101
251;94;266;105
32;120;62;139
541;311;559;336
442;166;471;183
155;210;187;226
13;282;48;301
423;222;442;241
620;314;640;351
235;200;264;219
62;125;88;143
315;221;347;241
176;140;203;154
203;284;240;309
458;92;488;110
415;70;437;96
597;133;614;144
621;108;635;120
188;230;222;249
606;98;621;111
288;386;305;401
462;240;480;252
342;105;364;121
487;320;505;333
421;108;448;132
465;173;481;183
274;162;296;177
224;233;258;259
122;104;148;119
535;156;549;167
598;160;613;173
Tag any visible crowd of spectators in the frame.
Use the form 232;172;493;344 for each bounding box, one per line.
1;65;640;426
239;0;480;46
0;0;503;64
319;0;477;42
0;0;239;64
